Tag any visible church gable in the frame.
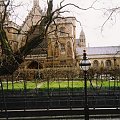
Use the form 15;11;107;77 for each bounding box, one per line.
21;0;43;33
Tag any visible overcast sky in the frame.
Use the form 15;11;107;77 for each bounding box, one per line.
13;0;120;47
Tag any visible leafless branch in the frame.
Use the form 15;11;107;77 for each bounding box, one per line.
53;0;97;15
101;7;120;32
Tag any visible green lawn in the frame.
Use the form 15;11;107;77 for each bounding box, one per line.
40;81;84;89
2;80;120;90
2;81;36;90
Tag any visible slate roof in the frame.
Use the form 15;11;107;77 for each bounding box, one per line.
76;46;120;56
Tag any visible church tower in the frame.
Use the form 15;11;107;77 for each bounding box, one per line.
79;29;86;48
17;0;42;49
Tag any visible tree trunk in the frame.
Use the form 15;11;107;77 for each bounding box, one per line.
0;0;53;76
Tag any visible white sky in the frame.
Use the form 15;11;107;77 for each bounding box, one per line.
13;0;120;47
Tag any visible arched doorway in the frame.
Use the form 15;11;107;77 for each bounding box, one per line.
93;60;99;69
28;61;43;69
105;60;112;69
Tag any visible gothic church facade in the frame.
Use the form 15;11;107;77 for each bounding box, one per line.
0;0;120;72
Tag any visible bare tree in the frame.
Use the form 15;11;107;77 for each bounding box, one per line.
0;0;54;75
0;0;97;76
95;1;120;31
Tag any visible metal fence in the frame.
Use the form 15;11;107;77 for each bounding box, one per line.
0;68;120;119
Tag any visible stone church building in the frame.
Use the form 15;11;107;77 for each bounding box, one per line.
1;0;120;74
76;30;120;71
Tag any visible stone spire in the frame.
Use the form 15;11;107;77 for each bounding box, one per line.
79;29;86;48
0;0;10;22
0;0;4;18
33;0;39;7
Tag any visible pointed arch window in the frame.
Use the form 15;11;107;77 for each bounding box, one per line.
93;60;99;69
81;39;83;42
105;60;111;69
54;42;59;57
13;41;18;52
60;43;65;52
67;41;72;57
21;36;26;47
59;27;65;36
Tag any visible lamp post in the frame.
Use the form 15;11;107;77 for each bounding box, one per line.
79;50;91;120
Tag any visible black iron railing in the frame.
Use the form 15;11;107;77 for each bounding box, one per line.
0;69;120;119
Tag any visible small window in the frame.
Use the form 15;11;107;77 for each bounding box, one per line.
60;60;66;65
105;60;111;68
60;27;65;36
54;42;59;57
93;60;99;68
14;42;18;51
67;41;72;57
60;43;65;52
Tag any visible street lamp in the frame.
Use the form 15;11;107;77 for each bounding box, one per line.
79;50;91;120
